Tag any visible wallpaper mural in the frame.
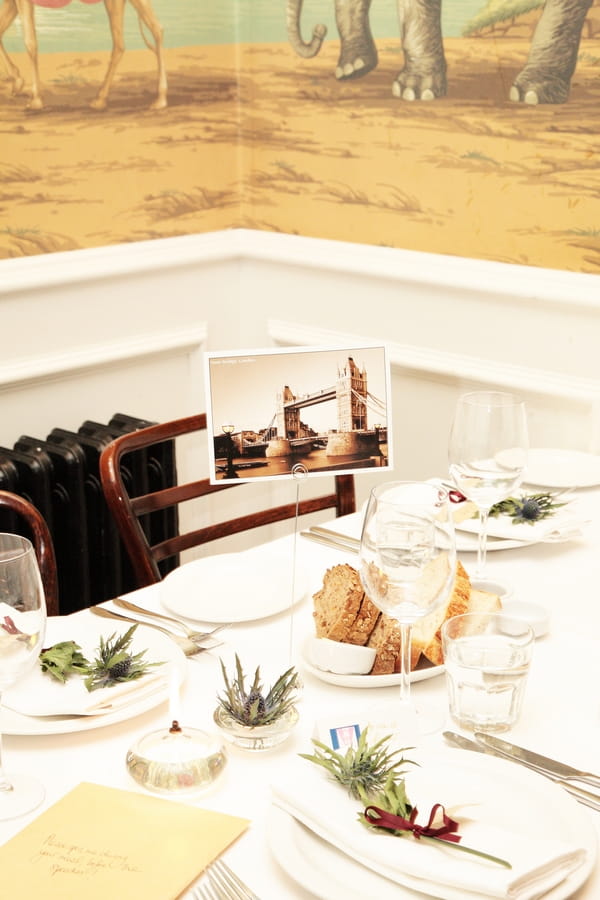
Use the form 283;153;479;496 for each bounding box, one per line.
1;0;599;272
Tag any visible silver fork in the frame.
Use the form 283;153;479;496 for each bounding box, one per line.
113;597;231;644
194;859;260;900
90;606;219;659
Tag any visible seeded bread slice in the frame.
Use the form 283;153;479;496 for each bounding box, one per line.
344;593;381;646
312;563;365;642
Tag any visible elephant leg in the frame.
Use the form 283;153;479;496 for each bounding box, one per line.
510;0;593;104
0;0;24;95
392;0;447;100
334;0;378;80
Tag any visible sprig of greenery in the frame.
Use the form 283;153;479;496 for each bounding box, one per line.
40;641;89;683
83;626;161;692
216;654;299;726
488;492;566;525
299;728;415;804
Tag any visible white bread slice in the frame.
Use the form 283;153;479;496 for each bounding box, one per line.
420;584;501;666
365;560;470;675
410;560;471;666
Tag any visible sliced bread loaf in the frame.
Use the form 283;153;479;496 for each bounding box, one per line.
312;563;365;642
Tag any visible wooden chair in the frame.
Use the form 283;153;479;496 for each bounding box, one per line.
0;490;59;616
99;413;356;588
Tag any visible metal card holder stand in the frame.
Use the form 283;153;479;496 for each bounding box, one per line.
288;463;309;671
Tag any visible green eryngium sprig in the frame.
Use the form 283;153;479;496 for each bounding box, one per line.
217;654;299;726
299;728;415;804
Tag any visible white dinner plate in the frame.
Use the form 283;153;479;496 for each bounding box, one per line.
0;612;186;736
268;749;597;900
523;448;600;488
300;637;443;687
160;550;307;624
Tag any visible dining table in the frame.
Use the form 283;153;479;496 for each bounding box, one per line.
1;479;600;899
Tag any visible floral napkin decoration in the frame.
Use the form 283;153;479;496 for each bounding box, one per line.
301;729;511;868
488;493;567;525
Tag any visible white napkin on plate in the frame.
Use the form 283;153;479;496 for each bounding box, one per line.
453;501;588;543
271;758;587;900
4;669;168;717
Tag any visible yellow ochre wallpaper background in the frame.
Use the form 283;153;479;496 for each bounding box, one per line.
1;0;599;272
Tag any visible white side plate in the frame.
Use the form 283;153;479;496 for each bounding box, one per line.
524;448;600;488
161;549;307;623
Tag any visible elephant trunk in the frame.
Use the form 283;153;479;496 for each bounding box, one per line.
287;0;327;58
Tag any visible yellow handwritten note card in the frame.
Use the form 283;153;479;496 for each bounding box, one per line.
0;782;249;899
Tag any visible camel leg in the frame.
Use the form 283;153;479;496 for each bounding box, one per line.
0;0;25;95
14;0;42;108
128;0;167;109
91;0;125;110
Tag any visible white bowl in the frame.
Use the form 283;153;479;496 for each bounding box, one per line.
499;600;550;638
307;637;376;675
471;577;514;603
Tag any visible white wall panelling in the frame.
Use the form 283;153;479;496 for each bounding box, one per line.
1;229;599;542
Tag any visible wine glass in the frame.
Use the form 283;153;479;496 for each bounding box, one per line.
0;534;47;820
359;481;456;737
448;391;528;576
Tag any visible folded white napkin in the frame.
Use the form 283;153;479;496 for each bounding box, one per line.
4;669;168;717
271;757;587;900
454;502;587;543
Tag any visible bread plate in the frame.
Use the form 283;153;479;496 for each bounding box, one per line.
300;637;443;687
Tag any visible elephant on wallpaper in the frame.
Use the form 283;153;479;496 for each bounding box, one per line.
287;0;593;103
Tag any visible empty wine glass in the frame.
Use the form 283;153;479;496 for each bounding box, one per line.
448;391;528;576
0;534;47;820
359;482;456;737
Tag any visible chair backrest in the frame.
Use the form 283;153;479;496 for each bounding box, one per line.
99;413;356;588
0;490;59;616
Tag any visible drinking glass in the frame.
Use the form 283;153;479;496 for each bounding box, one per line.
441;613;534;733
0;534;47;819
448;391;528;576
359;482;456;736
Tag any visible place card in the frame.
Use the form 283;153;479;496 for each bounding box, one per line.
0;781;249;899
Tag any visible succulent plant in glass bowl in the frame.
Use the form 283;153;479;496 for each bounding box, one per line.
213;654;300;751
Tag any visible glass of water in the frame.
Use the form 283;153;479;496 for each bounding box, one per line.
441;612;534;733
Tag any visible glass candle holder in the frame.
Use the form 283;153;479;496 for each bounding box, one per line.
126;720;227;795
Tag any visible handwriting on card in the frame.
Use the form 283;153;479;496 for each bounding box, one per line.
33;833;142;877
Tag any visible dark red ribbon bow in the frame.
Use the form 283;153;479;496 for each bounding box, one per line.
1;615;19;635
363;803;462;844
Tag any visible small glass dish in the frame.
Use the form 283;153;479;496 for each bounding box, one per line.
126;720;227;795
213;705;299;751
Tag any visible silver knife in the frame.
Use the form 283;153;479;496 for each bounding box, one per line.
443;732;600;813
299;529;359;553
474;732;600;791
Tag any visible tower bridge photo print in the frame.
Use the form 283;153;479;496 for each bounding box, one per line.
205;345;391;483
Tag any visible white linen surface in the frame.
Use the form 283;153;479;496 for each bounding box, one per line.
4;669;168;717
271;757;587;900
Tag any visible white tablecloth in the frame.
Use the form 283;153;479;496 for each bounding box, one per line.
1;487;599;898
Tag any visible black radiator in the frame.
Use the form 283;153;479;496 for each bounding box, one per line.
0;414;178;615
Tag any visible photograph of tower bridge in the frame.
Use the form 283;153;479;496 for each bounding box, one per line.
205;345;391;483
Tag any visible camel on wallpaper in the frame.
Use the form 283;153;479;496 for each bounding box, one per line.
287;0;594;103
0;0;167;110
